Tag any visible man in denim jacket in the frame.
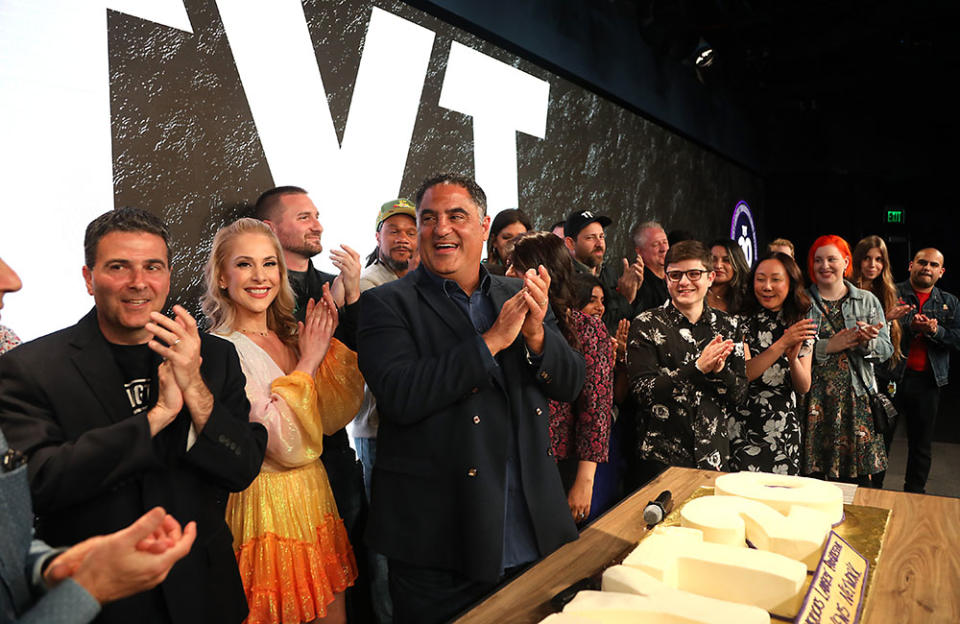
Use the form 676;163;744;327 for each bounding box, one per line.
894;248;960;493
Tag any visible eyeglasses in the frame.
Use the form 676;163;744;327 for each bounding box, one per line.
665;269;707;282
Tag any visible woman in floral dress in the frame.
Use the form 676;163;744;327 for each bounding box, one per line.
804;235;893;485
731;251;817;474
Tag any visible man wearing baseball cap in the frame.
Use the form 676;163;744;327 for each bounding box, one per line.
353;198;419;624
564;210;644;332
361;198;419;290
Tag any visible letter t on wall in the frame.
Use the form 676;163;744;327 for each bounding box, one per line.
438;42;549;213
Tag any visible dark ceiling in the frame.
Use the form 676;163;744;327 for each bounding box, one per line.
629;0;959;183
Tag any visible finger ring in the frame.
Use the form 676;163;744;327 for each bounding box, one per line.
540;300;548;307
173;339;181;346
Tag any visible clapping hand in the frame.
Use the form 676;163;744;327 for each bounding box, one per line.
612;318;630;364
697;335;735;373
887;302;913;322
296;282;338;375
330;244;361;305
617;254;645;304
520;266;551;354
911;313;938;336
855;320;883;343
44;507;195;605
825;327;862;353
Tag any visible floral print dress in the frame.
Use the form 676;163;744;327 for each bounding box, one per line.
627;303;748;470
804;297;887;478
730;309;809;474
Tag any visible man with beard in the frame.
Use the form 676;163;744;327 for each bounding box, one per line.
563;210;643;332
360;198;419;290
255;186;373;622
632;221;671;313
353;198;418;624
894;248;960;493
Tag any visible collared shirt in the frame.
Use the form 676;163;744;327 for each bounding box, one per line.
627;302;747;470
422;265;540;572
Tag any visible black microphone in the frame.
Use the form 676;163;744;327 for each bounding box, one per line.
643;490;673;526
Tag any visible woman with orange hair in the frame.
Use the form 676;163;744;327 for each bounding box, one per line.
804;235;893;485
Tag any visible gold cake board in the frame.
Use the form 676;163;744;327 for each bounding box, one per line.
647;486;892;621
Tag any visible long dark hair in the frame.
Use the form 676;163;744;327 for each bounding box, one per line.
743;251;812;325
851;235;902;364
487;209;532;265
508;231;581;351
708;239;750;314
572;273;604;311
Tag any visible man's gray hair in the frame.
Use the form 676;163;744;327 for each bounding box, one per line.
414;173;487;218
630;220;665;247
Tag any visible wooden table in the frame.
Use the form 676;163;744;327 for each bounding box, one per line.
455;467;960;623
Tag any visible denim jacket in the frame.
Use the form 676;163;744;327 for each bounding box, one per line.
894;281;960;387
807;280;893;397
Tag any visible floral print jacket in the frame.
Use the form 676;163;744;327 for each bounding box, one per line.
548;310;614;463
627;302;748;470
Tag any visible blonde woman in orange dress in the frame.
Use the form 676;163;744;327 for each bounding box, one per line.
202;218;362;623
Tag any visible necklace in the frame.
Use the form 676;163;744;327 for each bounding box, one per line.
237;328;269;337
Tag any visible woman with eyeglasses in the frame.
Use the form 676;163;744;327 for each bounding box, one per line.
804;235;893;486
729;251;817;474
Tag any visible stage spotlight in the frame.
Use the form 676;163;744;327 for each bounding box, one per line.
694;38;714;69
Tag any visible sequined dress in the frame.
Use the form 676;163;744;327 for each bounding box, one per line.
217;331;362;624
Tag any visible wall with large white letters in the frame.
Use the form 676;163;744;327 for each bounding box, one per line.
0;0;763;340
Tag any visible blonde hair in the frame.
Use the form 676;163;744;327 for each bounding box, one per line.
201;218;298;345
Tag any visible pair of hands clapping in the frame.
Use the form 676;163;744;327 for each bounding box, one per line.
144;305;211;436
911;313;938;336
696;335;736;373
44;507;195;605
777;318;818;360
484;265;551;356
825;320;884;353
295;282;339;376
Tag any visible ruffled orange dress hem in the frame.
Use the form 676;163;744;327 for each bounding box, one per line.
227;463;358;624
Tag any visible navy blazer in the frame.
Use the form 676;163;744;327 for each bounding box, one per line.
0;309;268;624
357;266;585;582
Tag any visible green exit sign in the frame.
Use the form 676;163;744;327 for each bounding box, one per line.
887;209;904;224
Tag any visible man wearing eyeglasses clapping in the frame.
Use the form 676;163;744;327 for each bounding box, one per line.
625;240;748;478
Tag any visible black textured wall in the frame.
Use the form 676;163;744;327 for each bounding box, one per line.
108;0;763;318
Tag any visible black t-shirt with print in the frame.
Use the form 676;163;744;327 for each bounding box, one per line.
109;343;154;416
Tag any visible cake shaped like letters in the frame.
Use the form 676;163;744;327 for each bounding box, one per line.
713;471;844;525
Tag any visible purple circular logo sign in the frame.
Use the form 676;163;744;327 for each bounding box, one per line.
730;201;758;266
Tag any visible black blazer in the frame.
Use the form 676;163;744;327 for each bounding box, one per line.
0;309;268;624
357;267;585;582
